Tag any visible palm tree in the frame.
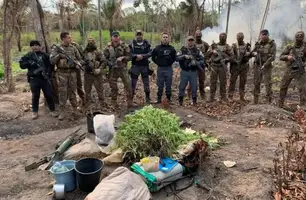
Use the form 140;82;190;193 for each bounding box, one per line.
101;0;123;37
73;0;92;44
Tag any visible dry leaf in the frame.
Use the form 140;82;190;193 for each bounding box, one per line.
223;161;236;168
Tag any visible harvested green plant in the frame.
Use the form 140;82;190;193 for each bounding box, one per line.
115;105;201;159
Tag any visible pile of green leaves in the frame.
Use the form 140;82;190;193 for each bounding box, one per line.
115;105;201;159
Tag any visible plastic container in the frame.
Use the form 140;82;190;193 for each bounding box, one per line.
87;112;103;133
50;160;77;192
75;158;104;192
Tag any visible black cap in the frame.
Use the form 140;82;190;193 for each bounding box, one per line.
30;40;41;46
260;29;269;35
111;31;120;37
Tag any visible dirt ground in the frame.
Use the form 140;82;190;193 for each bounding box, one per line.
0;69;301;200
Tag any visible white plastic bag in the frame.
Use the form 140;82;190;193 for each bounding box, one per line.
93;114;116;145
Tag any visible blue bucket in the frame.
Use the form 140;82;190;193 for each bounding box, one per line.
50;160;77;192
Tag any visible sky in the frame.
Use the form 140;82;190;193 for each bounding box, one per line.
40;0;219;12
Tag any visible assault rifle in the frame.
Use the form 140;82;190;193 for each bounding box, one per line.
211;41;227;68
31;53;51;84
291;47;305;75
51;44;84;71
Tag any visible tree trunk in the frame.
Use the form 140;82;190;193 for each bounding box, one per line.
2;0;15;92
59;2;65;32
29;0;51;53
98;0;102;49
15;21;22;52
109;19;113;37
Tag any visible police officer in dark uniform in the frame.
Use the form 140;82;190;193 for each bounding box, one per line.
177;36;205;106
151;32;177;103
129;30;152;103
19;40;58;120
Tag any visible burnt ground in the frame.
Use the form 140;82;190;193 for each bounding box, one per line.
0;64;303;200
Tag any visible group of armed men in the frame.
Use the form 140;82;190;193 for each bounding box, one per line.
19;29;306;120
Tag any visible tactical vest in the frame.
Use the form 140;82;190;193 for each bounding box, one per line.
85;51;100;70
106;42;127;68
287;44;306;68
257;40;275;62
131;39;149;54
195;42;206;53
233;42;250;63
57;44;77;69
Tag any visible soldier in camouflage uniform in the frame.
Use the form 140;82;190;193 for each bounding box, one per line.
103;31;134;108
50;32;83;120
206;33;233;102
71;42;86;106
83;38;105;107
278;31;306;108
228;32;251;101
251;29;276;104
186;29;210;100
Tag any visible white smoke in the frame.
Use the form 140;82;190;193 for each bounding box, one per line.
201;0;304;47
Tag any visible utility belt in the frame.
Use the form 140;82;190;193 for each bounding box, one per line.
57;68;77;73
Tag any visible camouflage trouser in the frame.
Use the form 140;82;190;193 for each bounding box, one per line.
84;73;104;105
210;64;227;100
109;68;133;100
57;70;78;109
279;67;306;105
187;67;205;98
253;64;272;98
76;69;85;104
228;63;249;97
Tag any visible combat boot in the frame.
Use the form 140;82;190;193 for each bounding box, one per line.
200;92;205;100
50;111;59;118
278;99;284;108
156;96;162;104
221;95;227;103
179;96;183;106
32;112;38;120
207;94;215;103
112;99;118;108
192;97;197;106
166;94;172;103
240;94;246;102
58;113;65;121
127;98;136;108
228;94;234;102
268;97;273;104
253;96;259;104
145;92;151;104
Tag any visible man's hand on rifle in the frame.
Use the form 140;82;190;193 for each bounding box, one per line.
93;69;101;75
136;55;143;61
287;55;294;61
28;60;37;67
116;56;124;62
184;55;192;59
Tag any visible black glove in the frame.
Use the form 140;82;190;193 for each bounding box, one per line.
28;60;37;67
85;60;93;73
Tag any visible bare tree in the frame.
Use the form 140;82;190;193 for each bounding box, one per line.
29;0;51;53
2;0;25;92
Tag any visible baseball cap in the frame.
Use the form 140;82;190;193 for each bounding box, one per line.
30;40;41;46
187;36;195;41
136;30;143;35
111;31;120;37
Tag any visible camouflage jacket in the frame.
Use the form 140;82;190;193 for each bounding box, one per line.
252;39;276;66
195;40;210;54
83;49;104;71
280;43;306;68
232;42;251;64
50;43;82;69
103;41;131;68
207;42;233;64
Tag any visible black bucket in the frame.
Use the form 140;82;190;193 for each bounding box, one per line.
75;158;104;192
87;112;103;133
